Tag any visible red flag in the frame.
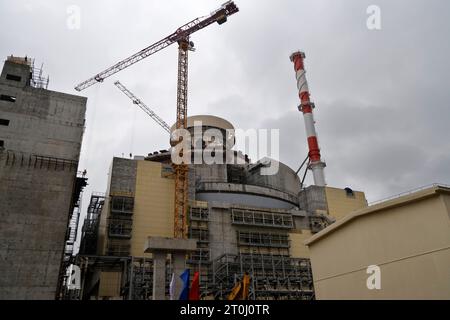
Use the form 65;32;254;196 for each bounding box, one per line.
189;271;200;300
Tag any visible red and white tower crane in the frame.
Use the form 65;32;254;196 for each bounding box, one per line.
290;51;326;186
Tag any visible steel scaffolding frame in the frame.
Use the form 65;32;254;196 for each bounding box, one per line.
79;193;105;255
106;195;134;256
75;203;316;300
211;253;314;300
237;231;290;248
56;172;87;300
231;208;294;229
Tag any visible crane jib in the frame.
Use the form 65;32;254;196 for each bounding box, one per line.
74;1;238;92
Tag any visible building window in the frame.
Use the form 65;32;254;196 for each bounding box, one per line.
0;119;10;126
111;196;134;214
0;140;4;148
0;94;16;103
6;74;22;82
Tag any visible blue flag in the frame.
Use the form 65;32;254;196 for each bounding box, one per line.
179;269;190;300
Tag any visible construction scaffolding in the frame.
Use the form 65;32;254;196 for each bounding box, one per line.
56;171;88;300
231;208;294;229
187;206;211;294
74;203;319;300
106;195;134;256
73;255;174;300
237;231;290;248
79;192;105;255
211;253;314;300
6;56;50;89
30;59;49;89
74;252;314;300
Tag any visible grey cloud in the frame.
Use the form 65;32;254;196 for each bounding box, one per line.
1;0;449;240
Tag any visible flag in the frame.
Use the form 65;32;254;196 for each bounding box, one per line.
241;273;250;300
227;281;242;300
169;273;175;300
179;269;190;300
227;273;251;300
189;271;200;300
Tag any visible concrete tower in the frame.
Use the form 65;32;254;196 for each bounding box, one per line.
290;51;326;186
0;56;87;299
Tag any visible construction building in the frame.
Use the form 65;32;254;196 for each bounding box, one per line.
0;56;87;299
76;115;367;300
305;184;450;300
65;2;367;300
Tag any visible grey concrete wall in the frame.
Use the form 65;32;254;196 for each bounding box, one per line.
101;157;136;256
208;206;238;260
187;166;196;201
0;59;86;299
0;61;30;88
206;201;300;259
246;159;301;198
197;192;295;209
197;182;298;208
298;185;328;213
193;163;227;184
291;210;310;230
109;157;137;194
0;162;77;299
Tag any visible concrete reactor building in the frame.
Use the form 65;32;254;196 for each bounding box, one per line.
77;115;367;300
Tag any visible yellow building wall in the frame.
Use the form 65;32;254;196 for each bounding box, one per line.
130;160;175;257
98;271;122;297
325;187;368;220
290;230;312;258
308;194;450;299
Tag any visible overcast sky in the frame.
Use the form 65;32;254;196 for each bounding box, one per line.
1;0;449;245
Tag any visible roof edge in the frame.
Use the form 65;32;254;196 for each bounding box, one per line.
305;184;450;246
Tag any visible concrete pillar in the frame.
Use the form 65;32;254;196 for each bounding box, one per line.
172;252;187;300
152;252;166;300
144;237;197;300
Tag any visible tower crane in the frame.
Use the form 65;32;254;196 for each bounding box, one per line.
74;1;239;238
114;81;170;133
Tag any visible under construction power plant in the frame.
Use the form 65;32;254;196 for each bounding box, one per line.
74;115;367;300
0;1;370;300
59;1;368;300
2;1;448;302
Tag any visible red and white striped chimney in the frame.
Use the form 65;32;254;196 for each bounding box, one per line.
289;51;326;186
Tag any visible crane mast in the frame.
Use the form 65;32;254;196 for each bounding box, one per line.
173;39;191;238
74;1;239;239
114;81;171;133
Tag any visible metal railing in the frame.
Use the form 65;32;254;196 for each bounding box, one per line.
237;231;290;248
189;207;209;221
368;183;450;206
231;208;293;229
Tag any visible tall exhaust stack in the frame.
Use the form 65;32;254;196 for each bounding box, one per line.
290;51;326;186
